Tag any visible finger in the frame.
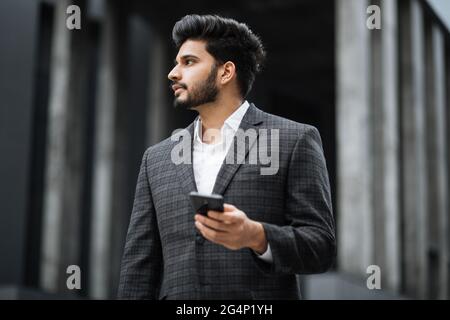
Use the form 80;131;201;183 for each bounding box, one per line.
195;221;225;242
197;212;228;225
207;210;236;223
223;203;236;211
196;214;230;232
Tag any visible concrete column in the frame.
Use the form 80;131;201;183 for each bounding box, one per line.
425;23;448;300
89;0;128;299
371;0;401;293
399;0;428;299
40;0;88;293
147;32;170;146
447;37;450;301
336;0;374;277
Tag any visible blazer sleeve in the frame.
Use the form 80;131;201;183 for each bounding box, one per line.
117;147;163;299
251;125;336;275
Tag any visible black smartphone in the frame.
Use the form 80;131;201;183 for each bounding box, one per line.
189;191;224;215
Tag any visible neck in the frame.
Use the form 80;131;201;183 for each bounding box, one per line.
196;95;244;131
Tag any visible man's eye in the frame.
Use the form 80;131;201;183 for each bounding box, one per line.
186;60;194;65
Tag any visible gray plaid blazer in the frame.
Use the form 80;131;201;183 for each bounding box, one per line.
118;103;335;300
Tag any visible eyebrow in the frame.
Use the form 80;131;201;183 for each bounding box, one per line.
173;54;200;65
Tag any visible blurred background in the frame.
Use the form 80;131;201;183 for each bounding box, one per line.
0;0;449;299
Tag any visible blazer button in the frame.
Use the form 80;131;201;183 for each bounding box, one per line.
196;234;205;244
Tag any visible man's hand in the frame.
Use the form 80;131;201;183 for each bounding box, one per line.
194;203;268;253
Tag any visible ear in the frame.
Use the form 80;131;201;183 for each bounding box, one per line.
219;61;236;85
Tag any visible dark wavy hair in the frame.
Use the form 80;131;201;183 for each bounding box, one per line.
172;14;266;98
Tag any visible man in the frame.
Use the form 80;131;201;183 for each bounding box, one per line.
118;14;335;300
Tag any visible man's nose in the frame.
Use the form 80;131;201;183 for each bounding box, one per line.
168;65;180;81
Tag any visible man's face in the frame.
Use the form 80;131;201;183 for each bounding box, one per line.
168;40;219;110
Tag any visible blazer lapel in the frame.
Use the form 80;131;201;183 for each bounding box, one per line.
212;103;265;195
174;119;198;196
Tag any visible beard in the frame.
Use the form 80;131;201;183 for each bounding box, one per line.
173;64;219;110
